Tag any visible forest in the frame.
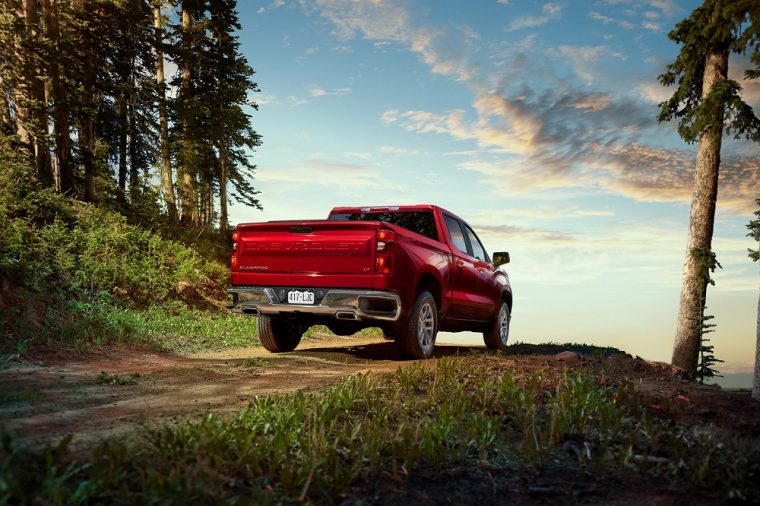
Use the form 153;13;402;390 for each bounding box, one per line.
1;0;260;230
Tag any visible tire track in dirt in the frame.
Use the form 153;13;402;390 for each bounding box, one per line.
0;334;481;452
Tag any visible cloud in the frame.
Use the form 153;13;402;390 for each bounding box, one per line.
647;0;679;18
257;160;406;193
588;11;635;30
286;96;308;107
642;21;661;31
506;3;562;32
557;45;626;85
302;0;477;81
386;81;759;215
379;145;421;156
308;85;352;97
636;80;671;104
474;223;576;243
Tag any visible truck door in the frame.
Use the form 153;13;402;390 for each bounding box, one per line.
443;215;488;321
461;224;499;320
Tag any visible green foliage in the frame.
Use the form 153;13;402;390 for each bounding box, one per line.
688;247;724;383
1;357;757;503
748;199;760;262
0;172;255;353
657;0;760;143
696;333;724;384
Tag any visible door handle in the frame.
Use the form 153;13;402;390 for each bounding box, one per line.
455;259;464;267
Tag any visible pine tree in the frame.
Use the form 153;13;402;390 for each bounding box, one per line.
153;0;177;221
658;0;760;377
205;0;261;231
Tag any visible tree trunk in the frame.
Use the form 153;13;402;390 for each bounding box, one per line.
153;0;177;221
13;2;33;156
753;291;760;401
219;144;228;232
672;48;728;376
24;0;53;186
179;3;197;225
43;0;73;195
128;85;139;202
117;91;127;200
79;112;94;201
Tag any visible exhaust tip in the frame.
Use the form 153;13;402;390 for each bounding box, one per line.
336;311;358;320
242;307;260;316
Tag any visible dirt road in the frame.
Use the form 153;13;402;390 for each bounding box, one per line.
0;333;483;452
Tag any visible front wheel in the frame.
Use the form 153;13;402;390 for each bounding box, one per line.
395;291;438;359
258;316;303;352
483;302;510;351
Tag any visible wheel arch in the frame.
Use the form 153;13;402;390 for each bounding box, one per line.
416;270;443;311
501;288;513;313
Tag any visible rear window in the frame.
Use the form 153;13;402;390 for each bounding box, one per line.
330;211;440;241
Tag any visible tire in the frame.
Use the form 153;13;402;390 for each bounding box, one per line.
257;316;303;352
394;291;438;359
483;301;510;351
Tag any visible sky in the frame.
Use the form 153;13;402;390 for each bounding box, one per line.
227;0;759;374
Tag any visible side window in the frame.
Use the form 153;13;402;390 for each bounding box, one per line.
444;215;469;255
464;226;488;262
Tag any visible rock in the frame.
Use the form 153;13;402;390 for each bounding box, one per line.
551;351;581;362
176;280;198;299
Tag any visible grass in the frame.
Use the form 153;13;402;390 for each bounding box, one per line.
1;355;757;504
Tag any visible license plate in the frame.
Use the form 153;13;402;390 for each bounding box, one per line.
287;290;314;304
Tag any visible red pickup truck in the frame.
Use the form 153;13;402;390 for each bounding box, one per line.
228;205;512;359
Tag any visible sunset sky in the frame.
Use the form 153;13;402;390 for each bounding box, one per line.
227;1;759;374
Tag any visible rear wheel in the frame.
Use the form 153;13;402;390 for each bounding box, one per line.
483;302;510;351
258;316;303;352
395;291;438;359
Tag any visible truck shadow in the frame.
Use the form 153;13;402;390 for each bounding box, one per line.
291;341;485;363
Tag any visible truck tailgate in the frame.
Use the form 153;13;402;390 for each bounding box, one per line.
232;221;378;287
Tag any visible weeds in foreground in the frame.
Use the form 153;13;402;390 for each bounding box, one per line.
1;357;757;504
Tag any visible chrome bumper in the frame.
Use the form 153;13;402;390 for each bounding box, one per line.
227;287;401;322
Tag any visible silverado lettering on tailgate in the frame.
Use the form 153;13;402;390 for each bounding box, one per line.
245;240;370;255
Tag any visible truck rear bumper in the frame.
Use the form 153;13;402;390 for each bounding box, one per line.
227;287;401;322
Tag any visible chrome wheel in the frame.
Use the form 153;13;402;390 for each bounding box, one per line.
483;301;510;351
417;301;435;350
395;290;437;359
498;304;509;344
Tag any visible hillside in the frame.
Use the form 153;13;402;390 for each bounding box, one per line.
1;335;759;504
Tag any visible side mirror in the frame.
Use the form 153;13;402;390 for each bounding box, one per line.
492;251;510;268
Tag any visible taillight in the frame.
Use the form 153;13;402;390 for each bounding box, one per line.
231;230;239;269
376;228;395;274
377;228;395;251
376;251;392;275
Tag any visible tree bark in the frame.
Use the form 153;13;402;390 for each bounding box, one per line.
43;0;73;195
24;0;53;186
753;291;760;401
672;48;728;376
13;1;33;156
179;3;197;225
219;144;228;232
78;113;94;201
128;84;139;202
117;90;127;200
153;0;177;221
